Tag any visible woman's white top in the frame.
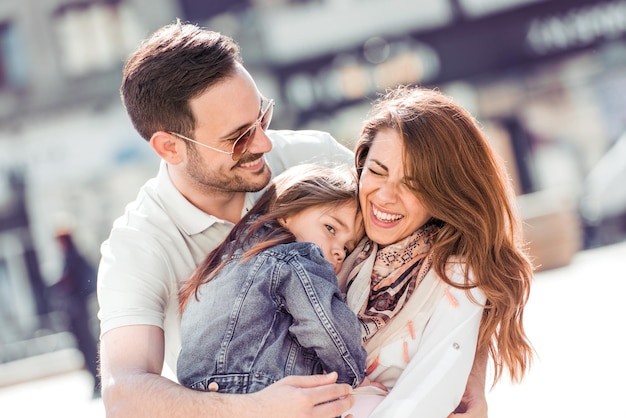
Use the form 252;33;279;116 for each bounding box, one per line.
343;257;486;418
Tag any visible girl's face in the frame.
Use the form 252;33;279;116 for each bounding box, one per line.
282;201;363;273
359;128;432;246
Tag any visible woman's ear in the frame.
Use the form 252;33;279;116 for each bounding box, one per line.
150;131;184;164
278;217;288;227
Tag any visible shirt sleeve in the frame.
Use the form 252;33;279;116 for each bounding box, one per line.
265;130;354;176
278;247;367;387
97;227;172;336
370;276;486;418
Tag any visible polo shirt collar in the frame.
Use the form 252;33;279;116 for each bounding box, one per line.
155;161;255;235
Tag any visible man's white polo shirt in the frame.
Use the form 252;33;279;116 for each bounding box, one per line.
97;130;353;375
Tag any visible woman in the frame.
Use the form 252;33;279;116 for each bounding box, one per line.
339;86;534;417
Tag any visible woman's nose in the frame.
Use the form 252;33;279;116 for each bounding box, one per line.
376;180;398;202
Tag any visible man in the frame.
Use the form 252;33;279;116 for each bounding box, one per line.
97;21;488;417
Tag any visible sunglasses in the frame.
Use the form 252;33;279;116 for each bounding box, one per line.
169;97;274;161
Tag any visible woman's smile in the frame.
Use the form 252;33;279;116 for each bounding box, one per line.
370;203;404;225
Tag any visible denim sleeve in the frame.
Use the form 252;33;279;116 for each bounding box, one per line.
277;249;367;387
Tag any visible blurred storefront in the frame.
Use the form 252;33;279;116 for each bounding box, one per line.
0;0;169;366
194;0;625;268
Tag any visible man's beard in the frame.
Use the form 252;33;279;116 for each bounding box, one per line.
185;149;272;194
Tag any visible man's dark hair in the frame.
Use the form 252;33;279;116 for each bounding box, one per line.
121;20;242;141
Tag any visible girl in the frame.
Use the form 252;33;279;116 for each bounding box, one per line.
177;164;369;394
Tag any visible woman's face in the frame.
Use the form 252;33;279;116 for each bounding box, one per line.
359;128;432;246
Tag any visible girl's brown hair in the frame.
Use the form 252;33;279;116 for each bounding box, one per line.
355;86;534;385
179;164;359;311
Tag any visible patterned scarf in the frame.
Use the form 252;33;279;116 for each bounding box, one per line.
346;221;439;342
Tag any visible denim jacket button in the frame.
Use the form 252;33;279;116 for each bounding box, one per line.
208;382;219;392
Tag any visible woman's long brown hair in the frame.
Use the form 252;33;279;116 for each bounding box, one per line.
355;86;534;385
178;164;359;312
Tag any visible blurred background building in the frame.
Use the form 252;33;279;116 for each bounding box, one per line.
1;0;625;381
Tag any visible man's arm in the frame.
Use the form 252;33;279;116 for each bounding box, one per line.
448;346;488;418
100;325;355;418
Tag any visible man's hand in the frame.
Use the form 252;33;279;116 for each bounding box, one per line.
101;326;353;418
447;383;488;418
248;372;354;418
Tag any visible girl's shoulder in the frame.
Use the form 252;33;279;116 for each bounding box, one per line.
266;241;324;260
266;242;336;275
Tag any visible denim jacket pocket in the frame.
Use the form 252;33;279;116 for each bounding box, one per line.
190;372;277;394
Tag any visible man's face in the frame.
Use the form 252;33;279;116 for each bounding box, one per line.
182;64;273;194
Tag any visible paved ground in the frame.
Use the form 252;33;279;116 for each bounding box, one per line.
1;240;624;417
486;240;626;417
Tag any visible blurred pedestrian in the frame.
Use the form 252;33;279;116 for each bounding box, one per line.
48;229;100;398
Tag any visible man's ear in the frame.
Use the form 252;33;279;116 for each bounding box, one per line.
150;131;184;164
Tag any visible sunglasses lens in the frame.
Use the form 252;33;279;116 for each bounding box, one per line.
232;100;274;161
232;130;252;161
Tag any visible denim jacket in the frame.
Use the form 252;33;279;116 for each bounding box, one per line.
177;234;367;394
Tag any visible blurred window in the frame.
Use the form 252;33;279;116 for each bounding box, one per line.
459;0;544;17
52;0;143;77
0;21;27;91
181;0;248;20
